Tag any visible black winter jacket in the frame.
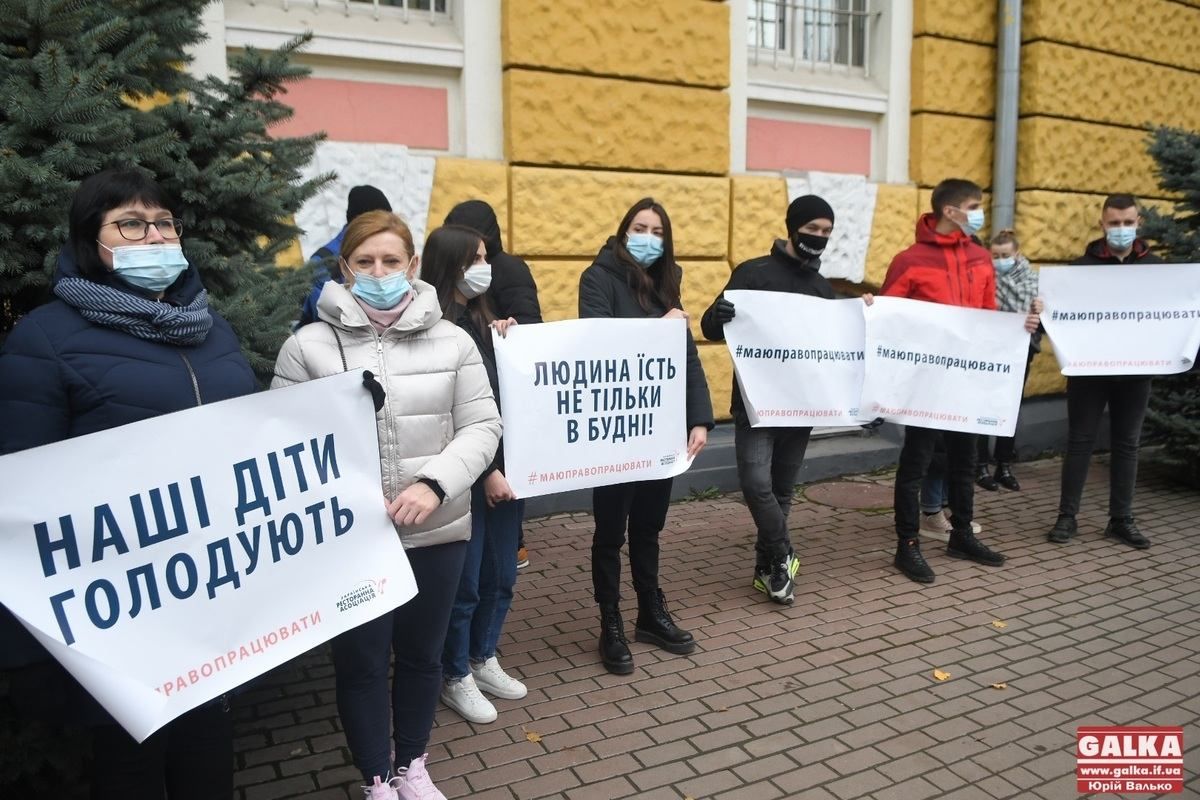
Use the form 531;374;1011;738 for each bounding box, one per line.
1072;237;1162;265
700;240;836;423
0;250;257;671
444;200;543;324
452;303;504;478
578;239;714;431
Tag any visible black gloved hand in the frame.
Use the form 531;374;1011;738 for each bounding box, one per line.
362;370;386;412
714;297;736;324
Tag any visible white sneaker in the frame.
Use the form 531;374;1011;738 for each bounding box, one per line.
441;674;497;723
363;775;399;800
470;656;528;700
392;755;447;800
921;509;982;538
920;509;952;534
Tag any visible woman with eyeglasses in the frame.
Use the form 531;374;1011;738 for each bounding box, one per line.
0;169;257;797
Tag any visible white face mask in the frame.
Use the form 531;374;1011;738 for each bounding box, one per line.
457;262;492;299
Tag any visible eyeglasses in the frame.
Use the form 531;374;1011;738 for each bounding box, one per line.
102;218;184;241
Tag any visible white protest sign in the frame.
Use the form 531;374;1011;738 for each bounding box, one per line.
494;318;690;497
723;290;866;427
860;297;1030;436
1039;263;1200;376
0;371;415;742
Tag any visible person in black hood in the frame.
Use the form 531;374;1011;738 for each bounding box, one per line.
578;197;714;675
1048;193;1162;550
700;194;837;607
444;199;542;325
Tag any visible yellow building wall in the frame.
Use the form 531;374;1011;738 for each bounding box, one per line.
420;1;1200;412
907;0;1200;397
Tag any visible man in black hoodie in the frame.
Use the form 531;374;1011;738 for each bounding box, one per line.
444;199;543;569
701;195;838;605
1048;193;1161;550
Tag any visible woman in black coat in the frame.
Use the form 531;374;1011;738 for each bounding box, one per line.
577;197;714;675
0;168;256;799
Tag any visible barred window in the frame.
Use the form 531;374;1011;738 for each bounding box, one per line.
748;0;871;72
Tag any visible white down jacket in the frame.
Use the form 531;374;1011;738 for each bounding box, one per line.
271;280;501;549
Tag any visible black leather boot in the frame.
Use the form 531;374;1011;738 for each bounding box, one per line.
894;537;935;583
975;464;999;491
598;603;634;674
994;463;1020;491
1048;513;1076;544
1106;517;1150;550
634;589;695;655
947;529;1006;566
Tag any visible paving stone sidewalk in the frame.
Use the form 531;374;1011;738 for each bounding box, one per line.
233;455;1200;800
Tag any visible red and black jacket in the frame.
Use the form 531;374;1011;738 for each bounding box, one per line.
881;214;996;309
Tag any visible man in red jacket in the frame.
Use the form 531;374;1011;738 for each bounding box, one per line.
878;178;1040;583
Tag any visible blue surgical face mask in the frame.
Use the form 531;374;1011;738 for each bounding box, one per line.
1106;226;1137;250
351;270;411;310
625;233;664;268
993;257;1016;275
957;208;986;236
102;243;189;292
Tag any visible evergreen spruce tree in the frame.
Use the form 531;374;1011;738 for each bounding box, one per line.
0;0;328;379
1142;126;1200;487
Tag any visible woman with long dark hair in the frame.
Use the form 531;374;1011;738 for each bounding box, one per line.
578;197;714;675
420;225;527;726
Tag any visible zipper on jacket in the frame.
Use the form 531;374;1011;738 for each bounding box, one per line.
373;331;399;501
179;353;202;406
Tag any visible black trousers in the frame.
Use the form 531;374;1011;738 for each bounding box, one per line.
895;426;976;540
591;479;674;605
1058;376;1152;519
331;541;467;781
88;701;233;800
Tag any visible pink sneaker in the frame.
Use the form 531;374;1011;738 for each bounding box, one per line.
392;754;446;800
363;775;398;800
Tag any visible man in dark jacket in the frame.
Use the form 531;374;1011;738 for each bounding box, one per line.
1048;193;1161;550
700;195;837;606
879;178;1039;584
297;185;392;327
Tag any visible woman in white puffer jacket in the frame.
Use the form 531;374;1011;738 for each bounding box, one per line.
271;210;500;800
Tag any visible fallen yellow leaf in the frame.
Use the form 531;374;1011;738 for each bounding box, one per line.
991;683;1008;690
522;726;543;744
933;669;951;681
991;620;1008;629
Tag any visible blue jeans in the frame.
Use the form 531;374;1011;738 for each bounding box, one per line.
442;484;521;680
331;540;467;781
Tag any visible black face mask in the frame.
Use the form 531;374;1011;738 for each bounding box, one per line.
791;231;829;258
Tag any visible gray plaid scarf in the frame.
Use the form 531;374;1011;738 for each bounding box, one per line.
53;276;213;346
994;255;1038;313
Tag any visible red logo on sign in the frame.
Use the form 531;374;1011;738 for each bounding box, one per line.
1076;726;1184;794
